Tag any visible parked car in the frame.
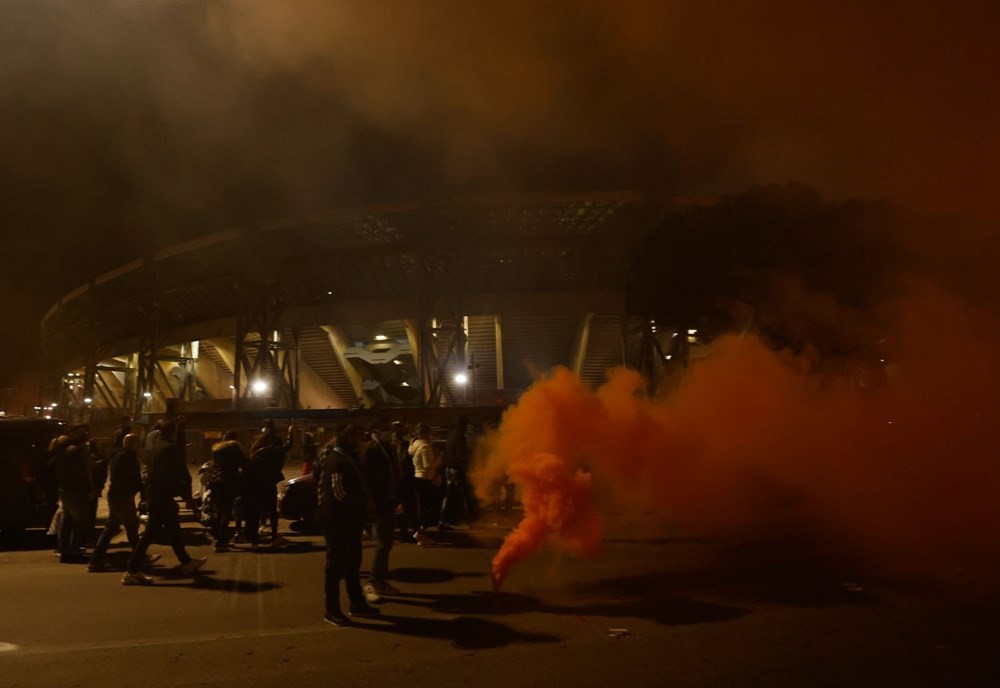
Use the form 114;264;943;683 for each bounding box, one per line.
0;417;66;534
278;473;318;531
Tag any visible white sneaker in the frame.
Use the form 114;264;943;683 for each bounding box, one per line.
177;557;208;575
363;583;383;604
122;571;154;586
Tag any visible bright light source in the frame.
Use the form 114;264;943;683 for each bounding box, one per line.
229;384;236;390
83;397;92;404
665;355;672;360
453;372;468;385
392;359;402;365
143;391;152;398
687;329;698;335
251;379;270;395
374;334;388;341
400;381;410;387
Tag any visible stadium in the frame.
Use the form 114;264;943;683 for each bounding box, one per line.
38;191;701;441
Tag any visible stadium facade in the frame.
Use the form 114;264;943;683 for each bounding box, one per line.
40;192;683;427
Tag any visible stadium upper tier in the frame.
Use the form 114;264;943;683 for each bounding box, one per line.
40;192;666;416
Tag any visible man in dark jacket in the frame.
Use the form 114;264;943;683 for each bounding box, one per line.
123;419;206;585
362;420;403;603
88;434;158;571
315;423;381;625
207;430;246;552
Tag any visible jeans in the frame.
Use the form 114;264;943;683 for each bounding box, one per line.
412;477;437;531
439;467;475;524
58;491;91;555
90;495;140;559
323;519;364;614
210;482;239;544
127;498;191;573
369;511;394;583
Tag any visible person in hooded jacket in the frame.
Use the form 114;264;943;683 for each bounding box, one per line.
208;430;247;552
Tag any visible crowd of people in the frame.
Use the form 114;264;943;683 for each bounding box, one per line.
45;413;494;625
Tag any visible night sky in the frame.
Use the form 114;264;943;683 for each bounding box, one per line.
2;1;998;404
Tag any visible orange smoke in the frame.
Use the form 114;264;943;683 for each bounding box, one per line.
480;282;1000;589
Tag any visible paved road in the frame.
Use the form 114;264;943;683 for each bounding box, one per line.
0;511;998;688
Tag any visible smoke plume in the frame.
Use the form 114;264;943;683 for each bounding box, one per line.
478;281;1000;589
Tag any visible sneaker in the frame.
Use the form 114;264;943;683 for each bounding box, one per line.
271;535;286;547
122;571;154;586
232;532;246;544
374;581;401;596
437;522;454;531
177;557;208;575
146;553;162;565
324;611;351;627
348;603;382;618
87;559;112;573
414;532;433;546
213;545;229;553
363;583;384;604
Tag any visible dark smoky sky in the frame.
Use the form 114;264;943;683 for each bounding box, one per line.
2;0;999;393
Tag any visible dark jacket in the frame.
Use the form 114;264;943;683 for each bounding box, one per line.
106;447;144;500
247;445;285;490
363;433;399;515
315;443;369;529
145;437;192;504
442;425;469;471
52;444;93;494
210;440;246;484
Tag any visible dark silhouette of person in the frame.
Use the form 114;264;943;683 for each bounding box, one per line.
438;416;475;529
123;419;206;585
315;423;381;625
207;430;247;552
51;430;94;562
408;423;437;546
88;434;159;571
362;419;403;603
246;419;294;546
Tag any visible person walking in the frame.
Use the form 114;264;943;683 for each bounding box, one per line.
315;424;381;626
122;419;206;585
88;434;159;571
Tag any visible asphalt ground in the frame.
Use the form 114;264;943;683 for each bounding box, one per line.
1;503;998;688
